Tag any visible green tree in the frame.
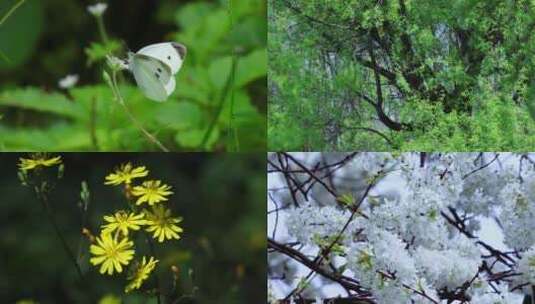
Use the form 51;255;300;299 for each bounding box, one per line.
269;0;535;151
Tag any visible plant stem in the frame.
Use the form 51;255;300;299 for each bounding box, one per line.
0;0;25;26
0;49;10;63
145;233;161;304
200;55;239;150
122;190;161;303
36;188;84;281
96;16;109;44
227;0;240;152
110;71;170;152
90;97;99;150
0;0;25;62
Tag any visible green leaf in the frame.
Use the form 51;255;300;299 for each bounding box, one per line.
84;40;121;66
0;0;26;26
337;193;355;206
230;0;266;19
155;102;202;130
228;15;267;50
175;2;215;29
0;124;90;151
0;0;43;69
209;56;232;89
175;127;219;149
0;88;85;120
176;9;230;62
235;48;267;88
0;48;11;63
220;89;257;123
175;66;212;104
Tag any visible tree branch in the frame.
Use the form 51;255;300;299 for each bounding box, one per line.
268;238;373;300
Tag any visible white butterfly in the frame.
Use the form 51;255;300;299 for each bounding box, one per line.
127;42;187;102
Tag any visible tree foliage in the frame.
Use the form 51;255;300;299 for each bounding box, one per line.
269;0;535;151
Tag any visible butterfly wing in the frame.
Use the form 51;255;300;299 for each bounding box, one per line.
164;77;176;96
130;54;173;102
137;42;186;74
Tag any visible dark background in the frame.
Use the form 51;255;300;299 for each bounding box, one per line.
0;153;266;303
0;0;237;87
0;0;187;87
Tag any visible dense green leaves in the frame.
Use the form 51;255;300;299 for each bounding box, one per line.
269;0;535;151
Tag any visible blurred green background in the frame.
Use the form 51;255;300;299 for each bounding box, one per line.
0;0;267;151
0;153;266;303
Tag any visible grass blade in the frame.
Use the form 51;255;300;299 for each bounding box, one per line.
0;0;25;26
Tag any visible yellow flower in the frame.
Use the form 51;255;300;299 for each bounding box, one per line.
90;232;135;275
144;205;183;243
102;210;146;236
131;180;173;206
105;163;148;186
18;155;62;171
125;256;159;293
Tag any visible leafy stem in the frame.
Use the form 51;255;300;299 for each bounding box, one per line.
227;0;240;152
96;15;109;44
107;69;170;152
144;232;162;304
0;0;25;26
90;97;99;150
0;0;26;63
200;54;239;150
34;185;84;281
123;188;161;304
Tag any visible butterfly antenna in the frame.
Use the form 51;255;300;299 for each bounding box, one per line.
118;40;133;68
118;39;131;54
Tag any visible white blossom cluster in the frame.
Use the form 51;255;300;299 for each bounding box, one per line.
269;153;535;304
518;247;535;284
286;204;362;246
498;172;535;250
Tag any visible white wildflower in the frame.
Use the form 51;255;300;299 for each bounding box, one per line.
106;55;128;71
87;2;108;17
286;204;361;246
517;247;535;284
58;74;79;89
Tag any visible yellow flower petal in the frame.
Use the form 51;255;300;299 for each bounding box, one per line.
105;163;148;186
18;154;62;171
100;210;146;237
132;180;173;206
89;232;135;276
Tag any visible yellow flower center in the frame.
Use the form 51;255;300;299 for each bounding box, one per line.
145;186;159;196
116;212;129;223
105;244;119;259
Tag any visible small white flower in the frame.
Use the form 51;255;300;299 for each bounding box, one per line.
106;55;129;71
87;2;108;17
58;74;79;89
